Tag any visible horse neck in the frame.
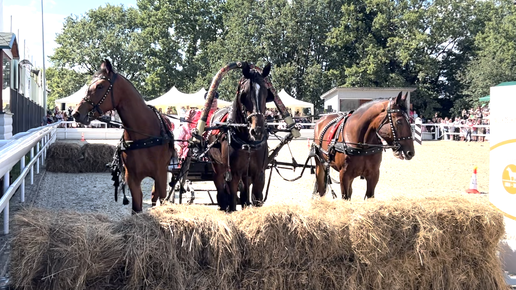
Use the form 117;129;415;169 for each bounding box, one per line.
115;78;160;139
345;105;386;145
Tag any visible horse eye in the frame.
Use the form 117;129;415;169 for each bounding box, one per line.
97;84;104;90
396;119;402;125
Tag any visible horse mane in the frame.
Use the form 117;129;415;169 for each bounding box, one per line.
352;99;386;117
93;69;147;103
231;77;248;129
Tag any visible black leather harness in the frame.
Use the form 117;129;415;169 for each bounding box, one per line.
316;98;412;160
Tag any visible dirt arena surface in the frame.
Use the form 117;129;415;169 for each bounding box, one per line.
30;139;490;219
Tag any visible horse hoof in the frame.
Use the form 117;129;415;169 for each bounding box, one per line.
123;197;130;205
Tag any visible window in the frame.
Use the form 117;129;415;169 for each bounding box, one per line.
3;53;11;90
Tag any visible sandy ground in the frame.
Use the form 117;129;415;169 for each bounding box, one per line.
30;139;490;218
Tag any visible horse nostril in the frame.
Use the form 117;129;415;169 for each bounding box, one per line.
406;151;414;158
72;112;80;120
250;129;256;136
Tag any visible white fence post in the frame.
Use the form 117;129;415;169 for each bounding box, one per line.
36;142;40;174
41;137;46;166
30;147;34;184
3;172;9;234
20;155;25;202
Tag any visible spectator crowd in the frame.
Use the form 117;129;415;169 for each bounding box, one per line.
409;105;490;142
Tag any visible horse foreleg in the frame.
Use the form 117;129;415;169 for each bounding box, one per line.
213;163;229;211
126;171;144;214
240;176;251;208
152;168;169;206
365;170;380;199
251;171;265;207
315;157;327;197
228;174;240;212
340;170;353;200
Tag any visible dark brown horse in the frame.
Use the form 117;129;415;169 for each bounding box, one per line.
208;63;273;211
313;92;414;199
73;59;175;213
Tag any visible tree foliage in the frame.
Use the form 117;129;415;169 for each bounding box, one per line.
47;0;516;118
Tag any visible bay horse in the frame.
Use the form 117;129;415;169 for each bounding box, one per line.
207;62;273;212
72;59;175;213
313;92;414;199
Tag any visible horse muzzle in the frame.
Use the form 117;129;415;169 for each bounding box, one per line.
73;111;91;125
394;149;414;161
249;126;264;141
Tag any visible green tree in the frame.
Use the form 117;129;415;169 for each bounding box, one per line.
45;67;88;110
461;0;516;110
136;0;225;97
50;5;147;95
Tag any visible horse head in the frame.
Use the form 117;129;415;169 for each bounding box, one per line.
377;92;415;160
235;62;274;141
73;59;118;125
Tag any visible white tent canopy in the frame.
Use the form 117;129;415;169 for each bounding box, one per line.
147;87;231;108
267;89;314;116
54;85;88;107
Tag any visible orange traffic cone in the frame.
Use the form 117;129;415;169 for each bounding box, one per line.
81;132;85;142
466;166;480;194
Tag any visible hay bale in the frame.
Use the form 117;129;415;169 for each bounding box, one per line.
116;205;241;290
78;143;116;173
45;142;82;173
235;201;358;290
9;195;508;290
10;208;124;290
347;196;507;290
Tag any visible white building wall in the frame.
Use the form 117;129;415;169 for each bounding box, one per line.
324;94;339;113
322;88;413;113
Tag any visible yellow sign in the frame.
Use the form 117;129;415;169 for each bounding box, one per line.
502;164;516;194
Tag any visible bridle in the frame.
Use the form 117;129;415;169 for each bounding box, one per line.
83;73;118;120
236;77;266;129
376;98;413;151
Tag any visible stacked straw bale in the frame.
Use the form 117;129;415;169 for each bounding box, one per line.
45;142;82;173
78;143;116;172
10;195;509;290
45;142;115;173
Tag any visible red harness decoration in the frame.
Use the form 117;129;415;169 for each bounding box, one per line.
209;113;228;136
326;117;346;141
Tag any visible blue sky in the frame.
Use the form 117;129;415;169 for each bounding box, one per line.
2;0;137;67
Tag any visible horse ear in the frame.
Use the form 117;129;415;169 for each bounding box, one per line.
394;91;403;105
242;62;251;79
402;92;408;102
262;62;271;78
102;59;113;74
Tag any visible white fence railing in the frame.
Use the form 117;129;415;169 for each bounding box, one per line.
411;123;490;141
0;122;59;234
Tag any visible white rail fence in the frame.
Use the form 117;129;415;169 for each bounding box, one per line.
55;120;491;142
412;123;490;141
0;123;59;234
